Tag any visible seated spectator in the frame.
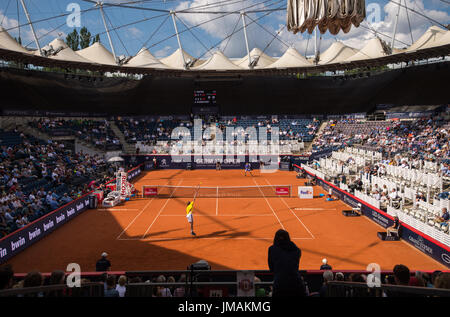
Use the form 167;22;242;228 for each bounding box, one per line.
115;275;127;297
104;275;119;297
434;273;450;289
173;274;187;297
386;216;400;237
319;270;334;297
435;208;449;227
0;265;14;290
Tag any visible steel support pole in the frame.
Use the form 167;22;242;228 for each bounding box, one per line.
241;12;251;68
98;2;117;63
19;0;42;56
170;11;187;69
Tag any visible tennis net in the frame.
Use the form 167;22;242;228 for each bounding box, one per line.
142;185;291;198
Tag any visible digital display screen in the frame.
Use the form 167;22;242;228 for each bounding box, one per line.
194;90;217;105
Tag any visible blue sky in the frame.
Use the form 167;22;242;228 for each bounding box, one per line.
1;0;449;58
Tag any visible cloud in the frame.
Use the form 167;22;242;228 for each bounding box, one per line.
171;0;449;59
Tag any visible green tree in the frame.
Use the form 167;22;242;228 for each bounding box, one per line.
66;29;79;51
92;34;100;45
79;27;92;49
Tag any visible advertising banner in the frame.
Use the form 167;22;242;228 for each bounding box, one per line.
0;165;143;264
276;187;290;196
297;165;450;268
144;187;158;196
298;186;314;199
0;195;90;264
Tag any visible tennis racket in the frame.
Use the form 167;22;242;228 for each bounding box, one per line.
193;182;201;203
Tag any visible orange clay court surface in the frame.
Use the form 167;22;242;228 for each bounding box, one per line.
6;169;448;273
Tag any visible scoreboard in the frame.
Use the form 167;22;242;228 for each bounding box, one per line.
194;90;217;105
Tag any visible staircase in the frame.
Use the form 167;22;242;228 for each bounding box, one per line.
305;120;329;153
109;120;135;154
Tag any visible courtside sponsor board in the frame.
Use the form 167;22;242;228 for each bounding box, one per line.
276;187;290;196
299;166;450;268
0;166;143;264
298;186;314;199
0;195;90;264
144;187;158;196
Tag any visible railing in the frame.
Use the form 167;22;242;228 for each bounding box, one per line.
0;282;104;297
326;281;450;297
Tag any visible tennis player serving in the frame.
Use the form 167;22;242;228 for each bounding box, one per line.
186;183;201;236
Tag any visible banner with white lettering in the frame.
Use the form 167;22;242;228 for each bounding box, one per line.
0;165;143;264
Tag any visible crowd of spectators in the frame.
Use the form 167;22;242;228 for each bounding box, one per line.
0;134;114;237
311;116;450;164
30;118;121;151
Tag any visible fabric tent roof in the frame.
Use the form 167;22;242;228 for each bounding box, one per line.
406;26;447;52
234;48;277;69
318;41;358;64
193;51;243;70
265;47;311;68
345;38;388;62
50;47;93;63
125;47;169;69
76;42;117;65
430;30;450;48
160;48;199;69
0;27;30;54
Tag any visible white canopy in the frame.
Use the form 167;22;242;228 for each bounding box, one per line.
0;26;30;54
76;42;117;65
433;30;450;47
51;47;93;63
345;38;388;62
193;51;243;70
160;48;200;69
126;47;169;69
406;26;447;52
265;47;311;68
234;48;276;69
318;41;358;64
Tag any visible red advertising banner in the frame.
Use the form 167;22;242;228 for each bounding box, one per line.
276;186;290;196
144;187;158;196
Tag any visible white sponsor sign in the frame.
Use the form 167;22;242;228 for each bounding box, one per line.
298;186;314;199
236;271;255;297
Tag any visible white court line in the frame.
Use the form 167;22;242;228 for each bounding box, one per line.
264;178;315;239
141;179;183;239
294;207;334;210
116;199;155;240
117;237;314;241
252;178;285;230
159;214;274;217
105;209;139;211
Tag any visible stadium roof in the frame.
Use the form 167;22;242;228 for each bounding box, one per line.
0;26;449;77
265;47;311;68
125;48;169;69
345;38;388;62
405;26;448;52
76;42;117;65
318;42;358;65
193;51;243;70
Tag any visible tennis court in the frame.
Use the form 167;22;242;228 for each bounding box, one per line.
5;169;448;272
